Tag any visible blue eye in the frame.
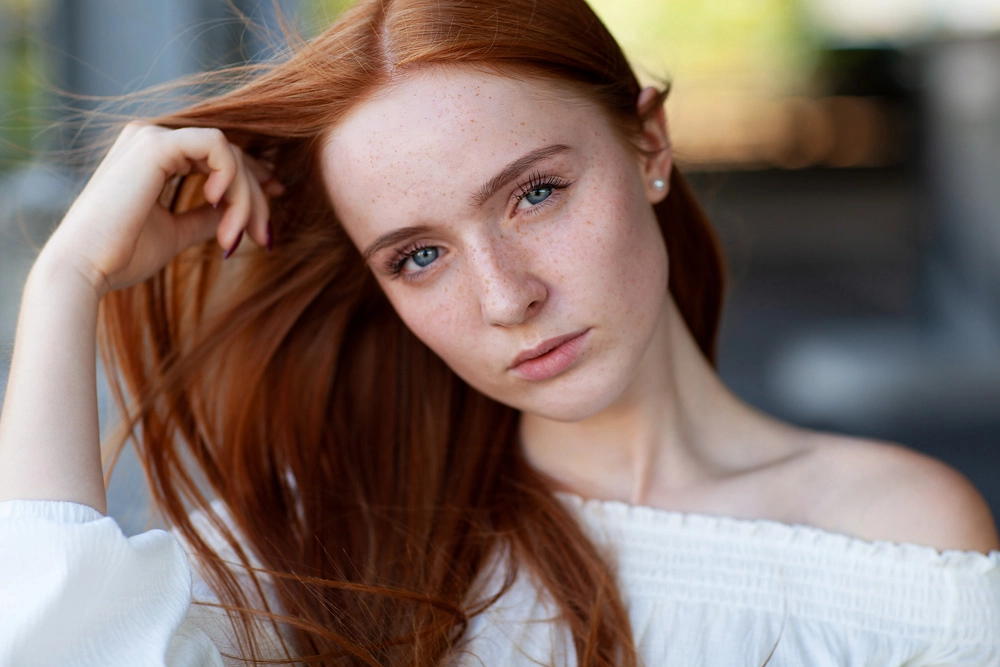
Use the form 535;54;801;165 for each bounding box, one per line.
409;246;439;268
514;172;570;212
385;243;445;278
387;244;443;278
524;187;552;205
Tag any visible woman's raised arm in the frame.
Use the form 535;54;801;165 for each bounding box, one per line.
0;123;276;512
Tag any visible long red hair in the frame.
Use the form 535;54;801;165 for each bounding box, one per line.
99;0;725;664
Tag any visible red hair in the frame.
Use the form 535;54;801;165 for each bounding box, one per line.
99;0;724;664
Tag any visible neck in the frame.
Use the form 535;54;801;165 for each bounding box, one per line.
519;297;787;508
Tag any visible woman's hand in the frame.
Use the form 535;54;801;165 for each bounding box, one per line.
43;122;282;299
0;123;282;512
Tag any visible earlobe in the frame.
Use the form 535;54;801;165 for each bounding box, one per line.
637;87;672;203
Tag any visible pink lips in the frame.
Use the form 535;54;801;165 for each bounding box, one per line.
509;329;590;381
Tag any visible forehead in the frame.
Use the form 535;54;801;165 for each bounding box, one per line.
319;68;618;242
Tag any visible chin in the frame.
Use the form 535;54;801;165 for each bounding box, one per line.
503;366;636;423
521;400;611;424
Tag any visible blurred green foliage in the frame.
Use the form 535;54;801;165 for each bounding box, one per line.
0;0;50;171
305;0;354;34
589;0;817;93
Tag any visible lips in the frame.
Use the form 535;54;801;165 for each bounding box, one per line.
509;329;590;380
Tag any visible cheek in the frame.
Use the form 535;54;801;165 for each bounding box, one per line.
618;207;668;309
566;170;668;311
384;282;484;371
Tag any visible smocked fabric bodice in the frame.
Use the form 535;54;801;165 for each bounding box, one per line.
454;493;1000;666
2;496;998;666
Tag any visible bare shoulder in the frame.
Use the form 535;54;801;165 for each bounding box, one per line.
801;434;999;554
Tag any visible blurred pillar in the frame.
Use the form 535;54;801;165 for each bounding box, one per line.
924;36;1000;330
768;36;1000;432
45;0;301;127
47;0;205;101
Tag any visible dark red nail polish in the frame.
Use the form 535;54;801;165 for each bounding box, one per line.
223;231;244;259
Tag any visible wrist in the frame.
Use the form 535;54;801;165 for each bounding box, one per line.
32;241;109;302
28;247;106;305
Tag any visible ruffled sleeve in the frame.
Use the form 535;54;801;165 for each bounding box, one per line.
0;499;223;666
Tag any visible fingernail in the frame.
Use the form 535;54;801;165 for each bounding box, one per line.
223;231;243;259
266;226;273;254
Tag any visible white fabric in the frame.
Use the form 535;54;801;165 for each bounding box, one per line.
1;494;998;666
456;493;1000;666
0;500;222;667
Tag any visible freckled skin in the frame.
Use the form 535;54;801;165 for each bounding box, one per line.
322;68;669;422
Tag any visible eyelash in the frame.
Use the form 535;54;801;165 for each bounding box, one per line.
387;242;433;277
513;171;571;214
385;171;573;279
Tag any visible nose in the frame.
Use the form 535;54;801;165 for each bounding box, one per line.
471;240;547;328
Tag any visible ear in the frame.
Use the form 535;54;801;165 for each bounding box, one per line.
636;87;672;204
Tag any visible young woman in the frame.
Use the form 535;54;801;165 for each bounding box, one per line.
1;0;997;665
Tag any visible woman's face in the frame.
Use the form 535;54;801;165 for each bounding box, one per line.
321;68;671;422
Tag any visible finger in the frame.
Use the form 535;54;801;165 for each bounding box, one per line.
242;153;286;199
215;144;255;253
159;127;239;206
263;179;286;197
189;147;283;200
242;153;272;183
247;164;271;251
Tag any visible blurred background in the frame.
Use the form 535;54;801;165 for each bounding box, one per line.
1;0;998;535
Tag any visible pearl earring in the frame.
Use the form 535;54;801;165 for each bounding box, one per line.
652;178;666;191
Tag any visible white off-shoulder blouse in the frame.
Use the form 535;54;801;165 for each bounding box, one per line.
1;494;998;666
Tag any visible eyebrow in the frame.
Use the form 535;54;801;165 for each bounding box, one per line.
472;143;571;207
361;143;572;262
362;225;434;262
